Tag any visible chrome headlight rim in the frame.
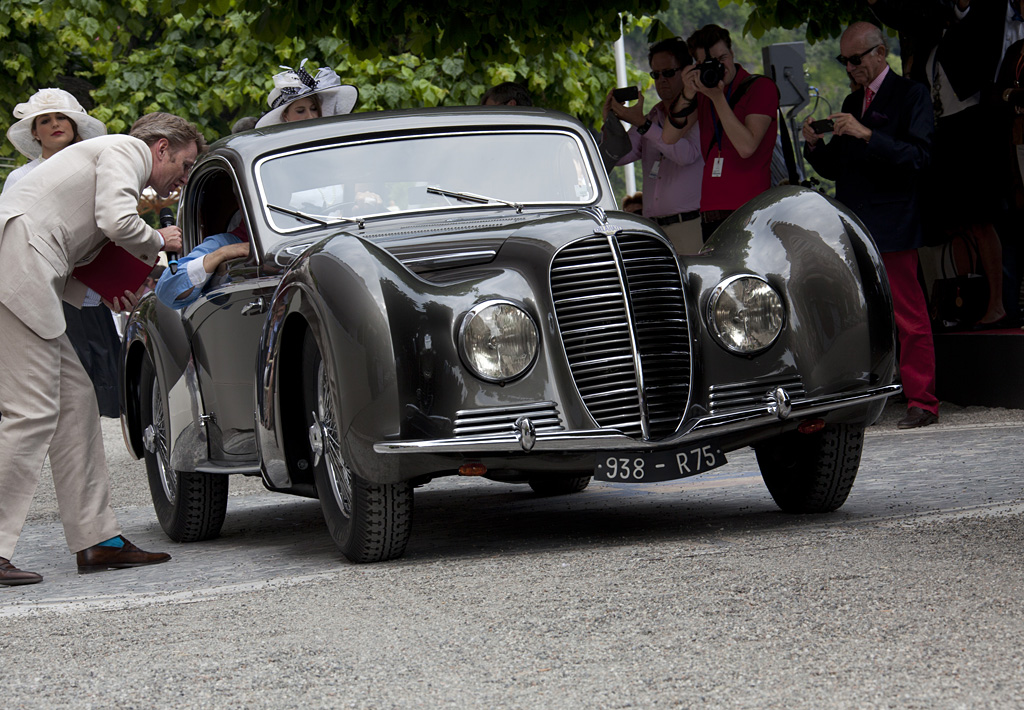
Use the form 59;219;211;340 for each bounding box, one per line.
458;299;540;383
706;274;785;355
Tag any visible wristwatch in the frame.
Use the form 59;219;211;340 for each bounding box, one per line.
637;118;653;135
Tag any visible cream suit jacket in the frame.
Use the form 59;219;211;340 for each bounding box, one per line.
0;134;162;339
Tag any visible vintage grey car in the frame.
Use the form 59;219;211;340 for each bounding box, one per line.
119;107;899;563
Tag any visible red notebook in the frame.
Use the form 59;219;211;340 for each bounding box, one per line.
72;242;156;303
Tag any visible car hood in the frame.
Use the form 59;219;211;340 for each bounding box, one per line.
294;207;655;277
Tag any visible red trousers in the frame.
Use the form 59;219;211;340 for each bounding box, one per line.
882;249;939;415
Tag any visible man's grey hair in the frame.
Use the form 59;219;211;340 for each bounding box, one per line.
130;112;207;154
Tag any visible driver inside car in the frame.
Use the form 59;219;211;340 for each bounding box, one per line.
154;217;249;310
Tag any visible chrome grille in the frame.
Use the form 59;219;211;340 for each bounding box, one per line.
708;375;805;414
454;402;563;437
550;233;690;440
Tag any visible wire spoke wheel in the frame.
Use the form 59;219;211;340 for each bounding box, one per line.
316;359;353;520
302;329;413;563
140;352;228;542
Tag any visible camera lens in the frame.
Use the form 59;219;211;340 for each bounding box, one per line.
699;58;725;88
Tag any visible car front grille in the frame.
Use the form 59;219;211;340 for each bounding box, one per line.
454;401;563;437
708;375;806;414
550;233;690;440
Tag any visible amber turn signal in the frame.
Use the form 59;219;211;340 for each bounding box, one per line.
797;419;826;434
459;462;488;476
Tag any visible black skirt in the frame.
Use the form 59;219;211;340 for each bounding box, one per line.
62;303;121;418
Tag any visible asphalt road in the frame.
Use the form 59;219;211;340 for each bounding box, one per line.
2;400;1022;709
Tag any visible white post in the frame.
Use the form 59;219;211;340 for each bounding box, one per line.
614;24;636;197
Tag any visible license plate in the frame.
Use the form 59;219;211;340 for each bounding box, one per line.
594;443;727;483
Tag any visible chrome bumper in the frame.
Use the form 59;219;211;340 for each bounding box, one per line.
373;384;900;455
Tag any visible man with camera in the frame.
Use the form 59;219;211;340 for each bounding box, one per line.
660;24;779;241
602;37;704;254
802;21;939;430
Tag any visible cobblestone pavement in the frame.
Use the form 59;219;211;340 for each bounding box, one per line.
3;400;1022;617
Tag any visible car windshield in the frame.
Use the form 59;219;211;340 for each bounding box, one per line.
256;129;599;239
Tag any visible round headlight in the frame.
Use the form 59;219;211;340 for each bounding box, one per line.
459;300;539;382
708;275;784;354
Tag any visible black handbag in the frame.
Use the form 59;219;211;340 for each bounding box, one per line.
929;235;989;331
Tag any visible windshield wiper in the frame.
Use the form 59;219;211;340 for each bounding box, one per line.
427;186;523;214
267;203;364;229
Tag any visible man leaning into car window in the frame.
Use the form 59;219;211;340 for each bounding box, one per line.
154;219;249;309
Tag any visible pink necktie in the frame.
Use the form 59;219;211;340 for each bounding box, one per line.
864;87;876;111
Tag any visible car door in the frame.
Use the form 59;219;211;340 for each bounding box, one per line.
179;168;281;462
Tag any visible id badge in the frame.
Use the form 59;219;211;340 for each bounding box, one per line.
648;158;661;179
711;156;724;178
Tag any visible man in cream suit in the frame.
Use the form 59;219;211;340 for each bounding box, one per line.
0;112;204;585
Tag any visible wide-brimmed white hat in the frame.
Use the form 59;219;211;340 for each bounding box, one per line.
255;59;358;129
6;88;107;159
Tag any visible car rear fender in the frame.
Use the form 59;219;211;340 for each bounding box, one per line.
120;294;207;467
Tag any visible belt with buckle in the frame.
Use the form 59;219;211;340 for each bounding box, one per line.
701;209;734;223
653;210;700;226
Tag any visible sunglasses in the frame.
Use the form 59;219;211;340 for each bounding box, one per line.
836;44;880;67
649;68;681;80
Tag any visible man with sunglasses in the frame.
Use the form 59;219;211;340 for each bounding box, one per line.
802;22;939;430
602;37;705;254
660;24;779;242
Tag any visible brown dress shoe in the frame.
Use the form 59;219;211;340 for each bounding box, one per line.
897;406;939;430
76;537;171;573
0;556;43;586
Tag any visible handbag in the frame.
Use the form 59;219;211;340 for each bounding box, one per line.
929;234;989;331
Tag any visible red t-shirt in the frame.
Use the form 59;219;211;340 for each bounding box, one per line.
696;65;779;212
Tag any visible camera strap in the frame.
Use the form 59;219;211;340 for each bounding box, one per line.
706;74;778;160
707;81;736;159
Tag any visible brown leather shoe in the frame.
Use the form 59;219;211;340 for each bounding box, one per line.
76;537;171;573
897;406;939;430
0;556;43;586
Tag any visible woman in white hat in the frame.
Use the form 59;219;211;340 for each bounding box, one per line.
2;88;106;194
255;59;358;128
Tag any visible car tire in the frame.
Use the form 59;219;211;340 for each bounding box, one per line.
302;330;413;563
754;423;864;514
527;475;592;496
140;352;228;542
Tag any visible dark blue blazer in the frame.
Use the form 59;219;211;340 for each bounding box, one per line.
805;70;935;252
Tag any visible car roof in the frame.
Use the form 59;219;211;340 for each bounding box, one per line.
213;106;595;164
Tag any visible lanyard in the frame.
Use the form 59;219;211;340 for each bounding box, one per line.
707;80;735;159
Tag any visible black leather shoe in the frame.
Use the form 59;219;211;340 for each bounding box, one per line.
76;537;171;573
0;556;43;586
897;406;939;430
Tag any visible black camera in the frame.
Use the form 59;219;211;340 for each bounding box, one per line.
810;119;834;134
698;57;725;88
612;86;639;103
1004;88;1024;108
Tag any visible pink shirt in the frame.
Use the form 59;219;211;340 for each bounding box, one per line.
864;65;889;114
616;101;703;218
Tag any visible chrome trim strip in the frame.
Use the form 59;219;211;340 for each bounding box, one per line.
194;462;262;475
372;385;900;454
455;401;560;417
606;234;650;440
402;250;498;267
